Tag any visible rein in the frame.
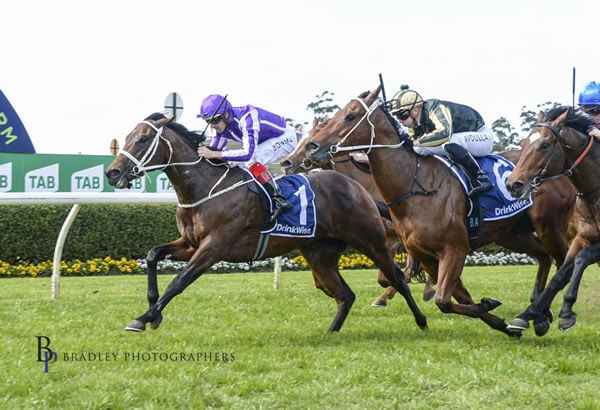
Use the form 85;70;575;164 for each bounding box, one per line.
329;98;406;156
120;120;255;208
326;96;445;204
387;156;452;207
530;122;594;188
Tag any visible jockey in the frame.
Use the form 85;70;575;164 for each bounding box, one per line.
387;86;494;196
578;81;600;140
197;94;296;222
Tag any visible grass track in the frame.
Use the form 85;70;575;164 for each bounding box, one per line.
1;265;599;409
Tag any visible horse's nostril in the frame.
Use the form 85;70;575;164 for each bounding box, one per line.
105;168;120;179
305;141;319;153
280;160;291;169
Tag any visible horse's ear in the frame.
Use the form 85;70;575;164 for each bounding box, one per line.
551;108;569;127
312;117;318;128
536;111;544;123
156;116;175;127
365;85;382;104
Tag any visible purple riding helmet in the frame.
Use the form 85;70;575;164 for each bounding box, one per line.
197;94;232;121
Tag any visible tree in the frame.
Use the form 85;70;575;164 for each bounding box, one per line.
491;116;521;152
306;91;341;122
520;101;562;133
285;117;308;133
490;101;563;152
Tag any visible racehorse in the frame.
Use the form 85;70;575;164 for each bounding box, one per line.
104;113;427;333
282;86;576;337
288;118;436;306
505;107;598;335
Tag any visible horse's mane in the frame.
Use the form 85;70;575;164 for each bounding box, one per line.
355;91;412;149
144;113;206;149
543;106;594;135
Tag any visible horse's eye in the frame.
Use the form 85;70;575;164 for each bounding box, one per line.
539;141;550;150
345;114;356;122
139;134;149;144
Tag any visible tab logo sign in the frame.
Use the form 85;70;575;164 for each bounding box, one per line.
25;164;59;192
71;165;104;192
0;162;11;192
156;173;175;193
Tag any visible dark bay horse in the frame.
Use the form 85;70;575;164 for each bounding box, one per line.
288;118;435;306
105;113;427;333
282;87;576;337
505;107;598;335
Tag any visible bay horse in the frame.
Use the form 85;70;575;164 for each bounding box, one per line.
288;118;436;307
283;86;576;337
104;113;427;333
505;107;598;336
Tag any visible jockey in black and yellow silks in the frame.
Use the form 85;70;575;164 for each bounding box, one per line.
388;87;494;196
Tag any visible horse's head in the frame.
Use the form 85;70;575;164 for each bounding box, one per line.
301;86;383;168
105;113;204;189
281;117;332;174
506;107;592;198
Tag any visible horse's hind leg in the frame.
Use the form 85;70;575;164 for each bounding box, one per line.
300;239;355;332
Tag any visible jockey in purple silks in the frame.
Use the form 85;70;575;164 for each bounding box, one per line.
196;94;297;222
579;81;600;140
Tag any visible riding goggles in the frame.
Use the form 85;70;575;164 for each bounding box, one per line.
394;110;411;120
204;114;223;124
582;106;600;115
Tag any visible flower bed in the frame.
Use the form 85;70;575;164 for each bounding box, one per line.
0;252;535;278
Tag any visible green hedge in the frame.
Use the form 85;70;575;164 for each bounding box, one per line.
0;204;180;264
0;204;511;265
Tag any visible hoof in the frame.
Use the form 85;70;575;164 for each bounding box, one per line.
558;315;577;331
423;290;436;302
545;308;554;323
371;299;387;308
150;313;163;330
481;297;502;312
534;318;551;336
507;317;530;331
125;319;146;332
507;328;523;338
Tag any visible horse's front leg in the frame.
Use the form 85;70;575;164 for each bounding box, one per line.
434;252;508;334
145;237;196;308
126;238;218;332
509;236;589;334
558;242;600;331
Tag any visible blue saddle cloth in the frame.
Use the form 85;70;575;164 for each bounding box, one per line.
434;154;532;221
260;174;317;238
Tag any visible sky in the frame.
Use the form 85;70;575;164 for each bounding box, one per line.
3;0;599;155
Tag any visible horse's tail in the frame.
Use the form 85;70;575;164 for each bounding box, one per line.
374;200;391;222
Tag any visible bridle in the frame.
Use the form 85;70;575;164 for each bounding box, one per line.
530;122;594;188
327;97;406;157
119;120;203;179
118;119;256;208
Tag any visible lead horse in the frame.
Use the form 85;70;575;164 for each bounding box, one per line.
105;113;427;333
506;107;598;335
283;87;576;337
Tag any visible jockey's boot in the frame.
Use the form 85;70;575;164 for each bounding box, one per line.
265;178;293;223
444;143;493;197
249;161;293;223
